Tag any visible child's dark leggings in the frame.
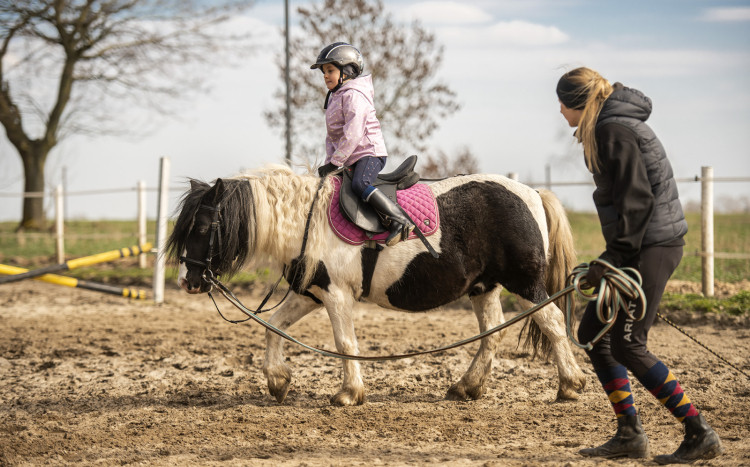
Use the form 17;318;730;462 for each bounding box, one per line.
577;244;683;379
351;156;386;199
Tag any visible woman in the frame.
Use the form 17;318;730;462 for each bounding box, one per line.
311;42;413;246
556;67;722;464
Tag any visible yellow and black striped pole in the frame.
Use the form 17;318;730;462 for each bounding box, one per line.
0;243;152;285
0;263;148;299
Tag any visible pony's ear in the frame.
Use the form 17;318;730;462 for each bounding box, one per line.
190;179;202;191
210;178;226;204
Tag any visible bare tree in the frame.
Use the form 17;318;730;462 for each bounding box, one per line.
420;146;479;178
0;0;255;230
264;0;461;164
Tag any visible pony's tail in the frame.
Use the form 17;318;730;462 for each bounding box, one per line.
522;189;578;359
538;189;577;307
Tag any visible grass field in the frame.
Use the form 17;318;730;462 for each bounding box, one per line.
1;212;749;282
2;212;747;282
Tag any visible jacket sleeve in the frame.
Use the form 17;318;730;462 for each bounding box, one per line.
329;90;369;166
596;123;655;266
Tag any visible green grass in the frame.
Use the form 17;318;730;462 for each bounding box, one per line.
660;290;750;316
567;211;750;283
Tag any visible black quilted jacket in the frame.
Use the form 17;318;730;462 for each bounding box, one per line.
591;83;687;267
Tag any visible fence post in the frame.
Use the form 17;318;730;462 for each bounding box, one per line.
55;184;65;264
701;166;714;297
153;157;170;304
137;180;147;269
507;172;518;181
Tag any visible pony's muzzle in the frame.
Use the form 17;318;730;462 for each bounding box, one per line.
178;262;213;294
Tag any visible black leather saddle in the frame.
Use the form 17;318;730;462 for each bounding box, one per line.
339;155;420;234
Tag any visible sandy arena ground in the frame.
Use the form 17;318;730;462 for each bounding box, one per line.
1;279;748;466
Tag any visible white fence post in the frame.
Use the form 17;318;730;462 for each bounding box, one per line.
55;184;65;264
701;166;714;297
137;180;147;269
153;157;170;304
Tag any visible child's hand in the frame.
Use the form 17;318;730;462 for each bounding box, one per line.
318;163;338;177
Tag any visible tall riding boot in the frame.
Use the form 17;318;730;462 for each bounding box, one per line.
365;188;415;247
653;414;723;464
579;414;650;459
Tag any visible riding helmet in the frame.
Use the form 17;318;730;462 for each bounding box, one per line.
310;42;364;77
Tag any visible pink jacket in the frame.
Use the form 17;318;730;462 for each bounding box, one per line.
325;74;388;167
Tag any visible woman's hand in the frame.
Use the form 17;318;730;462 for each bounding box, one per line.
586;262;607;288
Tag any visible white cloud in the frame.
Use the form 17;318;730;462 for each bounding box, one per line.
434;20;568;48
487;20;569;46
700;7;750;22
396;1;493;25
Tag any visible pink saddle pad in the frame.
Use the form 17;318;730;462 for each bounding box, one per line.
327;176;440;245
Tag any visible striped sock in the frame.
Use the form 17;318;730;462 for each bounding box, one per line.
595;365;637;417
638;361;699;422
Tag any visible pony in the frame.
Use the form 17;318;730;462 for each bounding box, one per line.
167;165;586;406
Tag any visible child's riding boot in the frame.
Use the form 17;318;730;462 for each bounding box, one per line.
653;414;723;464
365;187;415;246
579;414;650;459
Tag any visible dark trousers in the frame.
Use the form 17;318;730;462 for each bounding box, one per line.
351;156;386;199
577;245;683;377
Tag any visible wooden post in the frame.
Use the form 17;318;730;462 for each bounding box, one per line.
55;184;65;264
507;172;518;181
153;157;170;304
701;166;714;297
137;180;147;269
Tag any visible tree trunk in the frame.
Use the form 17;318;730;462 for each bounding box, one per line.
17;144;49;232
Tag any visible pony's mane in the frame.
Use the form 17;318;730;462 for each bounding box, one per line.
168;164;334;287
232;164;334;287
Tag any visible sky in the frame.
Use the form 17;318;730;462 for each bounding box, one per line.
1;0;749;222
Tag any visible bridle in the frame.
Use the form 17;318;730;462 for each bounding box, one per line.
179;201;225;284
179;197;292;319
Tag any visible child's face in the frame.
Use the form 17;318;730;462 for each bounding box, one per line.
321;63;341;91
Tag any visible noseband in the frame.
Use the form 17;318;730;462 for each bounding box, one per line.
179;202;223;282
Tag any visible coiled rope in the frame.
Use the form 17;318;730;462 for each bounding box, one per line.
564;259;645;351
565;259;749;379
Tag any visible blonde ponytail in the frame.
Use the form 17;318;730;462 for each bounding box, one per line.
561;68;613;173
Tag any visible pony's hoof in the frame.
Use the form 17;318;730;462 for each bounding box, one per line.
556;387;579;401
330;387;365;406
264;366;292;403
445;381;485;401
556;373;587;401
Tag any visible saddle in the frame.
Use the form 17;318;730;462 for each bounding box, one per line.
339;155;421;234
329;155;439;297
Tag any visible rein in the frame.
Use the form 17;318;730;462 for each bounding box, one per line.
204;271;575;361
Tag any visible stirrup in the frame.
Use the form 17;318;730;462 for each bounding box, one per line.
385;221;413;247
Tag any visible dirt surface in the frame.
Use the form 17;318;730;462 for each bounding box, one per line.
1;280;749;466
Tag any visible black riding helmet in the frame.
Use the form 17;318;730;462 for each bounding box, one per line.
310;42;364;79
